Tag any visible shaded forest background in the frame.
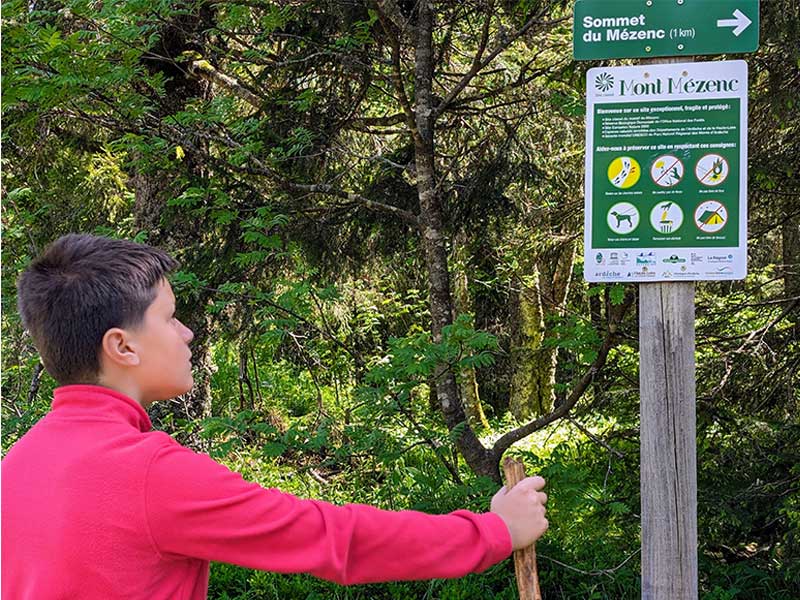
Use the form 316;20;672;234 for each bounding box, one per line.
2;0;798;598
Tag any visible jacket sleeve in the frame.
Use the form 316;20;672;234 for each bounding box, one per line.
143;441;512;584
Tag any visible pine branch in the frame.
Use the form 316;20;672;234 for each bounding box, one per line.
433;13;570;119
187;58;262;108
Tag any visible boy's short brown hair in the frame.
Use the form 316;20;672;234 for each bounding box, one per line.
17;234;179;385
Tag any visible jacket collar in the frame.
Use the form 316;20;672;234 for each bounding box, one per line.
52;385;153;432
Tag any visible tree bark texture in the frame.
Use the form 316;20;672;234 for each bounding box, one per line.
509;265;550;419
453;231;490;431
413;2;495;479
510;240;575;420
783;209;800;333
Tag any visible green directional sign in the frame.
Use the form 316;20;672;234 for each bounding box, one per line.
573;0;759;60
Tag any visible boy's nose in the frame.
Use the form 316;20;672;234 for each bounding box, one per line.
181;322;194;344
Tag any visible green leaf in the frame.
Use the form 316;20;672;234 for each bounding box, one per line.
609;284;626;305
261;442;287;458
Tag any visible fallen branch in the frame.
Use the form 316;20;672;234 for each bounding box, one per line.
538;548;641;580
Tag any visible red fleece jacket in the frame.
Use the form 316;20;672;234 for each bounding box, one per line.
2;385;511;599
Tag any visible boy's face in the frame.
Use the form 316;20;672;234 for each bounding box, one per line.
129;279;195;405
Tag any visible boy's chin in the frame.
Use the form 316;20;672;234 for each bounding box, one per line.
175;379;195;398
150;380;194;404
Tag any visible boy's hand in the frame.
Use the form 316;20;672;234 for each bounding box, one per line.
490;476;548;551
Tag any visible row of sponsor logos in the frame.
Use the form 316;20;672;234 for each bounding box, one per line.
592;251;737;279
593;266;736;280
595;251;734;266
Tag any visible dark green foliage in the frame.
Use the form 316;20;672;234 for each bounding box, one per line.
3;0;799;598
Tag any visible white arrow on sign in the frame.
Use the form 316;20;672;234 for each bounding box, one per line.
717;9;752;37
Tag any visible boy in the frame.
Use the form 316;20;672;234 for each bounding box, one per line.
2;234;548;599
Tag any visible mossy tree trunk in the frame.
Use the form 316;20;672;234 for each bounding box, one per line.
509;239;576;420
452;230;490;432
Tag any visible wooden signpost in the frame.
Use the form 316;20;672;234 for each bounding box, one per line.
575;2;758;599
639;280;697;599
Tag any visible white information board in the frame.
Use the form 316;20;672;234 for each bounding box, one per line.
584;60;748;282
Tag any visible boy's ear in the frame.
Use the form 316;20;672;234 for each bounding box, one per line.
100;327;141;367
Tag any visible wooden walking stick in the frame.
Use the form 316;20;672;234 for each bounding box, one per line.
503;457;543;600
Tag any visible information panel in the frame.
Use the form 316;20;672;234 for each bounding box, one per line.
584;61;748;282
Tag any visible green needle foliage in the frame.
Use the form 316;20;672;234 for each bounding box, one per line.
3;0;799;597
